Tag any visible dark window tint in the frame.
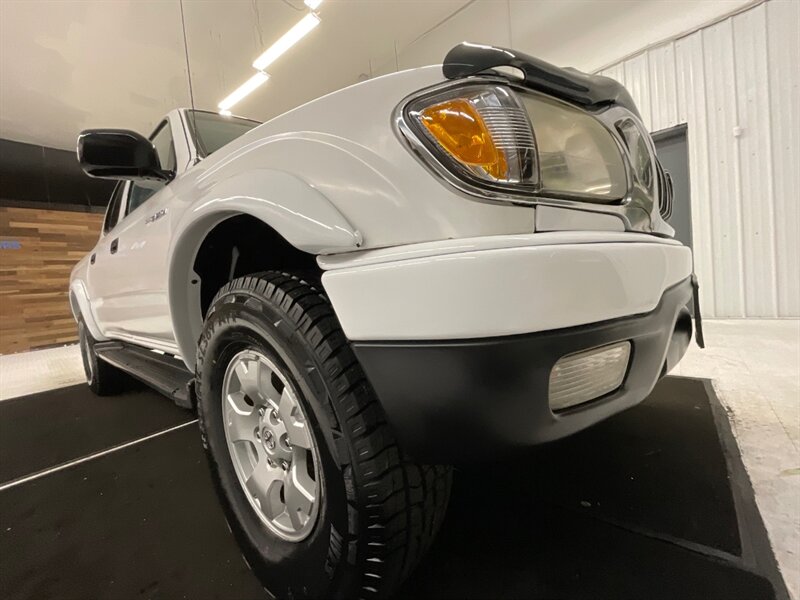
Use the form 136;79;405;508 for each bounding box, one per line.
127;184;157;215
125;121;175;216
187;111;260;157
151;120;176;172
103;182;125;233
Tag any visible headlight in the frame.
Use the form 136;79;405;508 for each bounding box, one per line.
401;83;629;203
520;94;627;200
405;84;537;187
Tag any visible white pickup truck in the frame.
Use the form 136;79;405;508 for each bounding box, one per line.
70;42;703;599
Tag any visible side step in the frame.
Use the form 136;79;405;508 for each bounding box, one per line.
94;342;194;409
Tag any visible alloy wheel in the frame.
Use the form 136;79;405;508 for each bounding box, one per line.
221;349;320;541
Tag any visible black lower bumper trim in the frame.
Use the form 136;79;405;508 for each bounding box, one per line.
353;277;695;462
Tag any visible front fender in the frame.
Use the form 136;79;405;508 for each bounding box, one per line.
187;169;360;253
167;169;359;370
69;277;106;341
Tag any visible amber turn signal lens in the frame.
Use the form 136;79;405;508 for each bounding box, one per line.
419;99;508;179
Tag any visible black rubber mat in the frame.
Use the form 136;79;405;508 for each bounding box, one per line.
400;380;778;599
527;376;741;555
0;426;266;599
0;383;191;483
0;377;788;600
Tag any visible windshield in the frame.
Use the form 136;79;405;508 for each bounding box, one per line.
186;110;261;157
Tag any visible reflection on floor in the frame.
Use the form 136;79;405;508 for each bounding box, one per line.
0;343;84;400
0;319;798;597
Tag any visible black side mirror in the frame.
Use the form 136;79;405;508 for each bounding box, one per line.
77;129;172;183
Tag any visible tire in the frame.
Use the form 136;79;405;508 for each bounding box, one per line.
196;271;452;599
78;318;125;396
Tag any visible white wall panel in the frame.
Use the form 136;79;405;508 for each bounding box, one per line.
623;54;653;130
599;0;799;317
767;0;800;317
647;43;679;131
704;18;746;316
734;4;778;316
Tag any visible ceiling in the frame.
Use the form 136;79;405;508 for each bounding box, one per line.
0;0;466;150
1;0;754;151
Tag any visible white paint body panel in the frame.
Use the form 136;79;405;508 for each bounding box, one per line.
322;234;692;341
71;70;537;367
71;68;693;369
178;66;534;252
535;205;625;233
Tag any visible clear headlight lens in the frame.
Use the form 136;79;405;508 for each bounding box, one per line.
616;117;655;197
404;84;629;202
407;85;537;186
520;94;627;200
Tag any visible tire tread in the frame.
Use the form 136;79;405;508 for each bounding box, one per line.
200;271;451;598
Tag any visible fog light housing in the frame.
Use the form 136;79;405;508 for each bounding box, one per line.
549;341;631;411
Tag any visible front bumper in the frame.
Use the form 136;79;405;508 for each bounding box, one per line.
320;232;692;341
351;277;694;462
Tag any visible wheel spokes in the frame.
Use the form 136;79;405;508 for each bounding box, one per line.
284;458;316;529
261;367;285;408
278;389;312;449
225;392;257;443
234;358;263;401
222;349;319;541
245;464;284;517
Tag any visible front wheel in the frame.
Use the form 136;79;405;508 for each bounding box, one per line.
196;272;451;599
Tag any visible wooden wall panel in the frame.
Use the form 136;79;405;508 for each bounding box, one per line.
0;206;103;354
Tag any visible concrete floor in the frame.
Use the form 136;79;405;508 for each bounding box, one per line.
1;319;798;598
671;320;800;599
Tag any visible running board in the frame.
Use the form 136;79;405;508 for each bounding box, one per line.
94;342;194;409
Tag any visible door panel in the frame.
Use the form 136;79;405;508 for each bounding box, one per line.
87;181;127;332
101;187;175;343
87;118;180;346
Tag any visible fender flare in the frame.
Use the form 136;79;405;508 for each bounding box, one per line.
69;280;107;342
168;169;359;370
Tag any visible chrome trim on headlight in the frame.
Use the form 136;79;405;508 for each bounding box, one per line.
402;81;540;193
393;76;674;237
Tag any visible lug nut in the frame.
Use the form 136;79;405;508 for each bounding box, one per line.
281;433;292;450
280;460;289;471
264;430;275;449
267;458;275;467
271;409;280;422
258;407;265;417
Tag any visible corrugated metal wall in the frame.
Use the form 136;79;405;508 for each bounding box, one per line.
599;0;799;318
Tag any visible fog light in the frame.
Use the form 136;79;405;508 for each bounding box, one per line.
549;341;631;411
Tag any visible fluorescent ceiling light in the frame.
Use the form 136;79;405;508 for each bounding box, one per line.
252;13;320;71
218;71;269;111
304;0;323;9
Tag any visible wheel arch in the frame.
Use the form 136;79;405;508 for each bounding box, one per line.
169;204;352;370
69;279;106;341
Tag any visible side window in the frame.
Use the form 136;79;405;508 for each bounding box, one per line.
151;120;177;172
125;120;176;216
126;184;157;215
103;182;125;234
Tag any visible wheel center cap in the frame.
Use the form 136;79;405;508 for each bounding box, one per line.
263;429;275;450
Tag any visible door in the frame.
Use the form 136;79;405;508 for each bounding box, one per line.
87;180;126;330
87;119;180;348
653;124;693;249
